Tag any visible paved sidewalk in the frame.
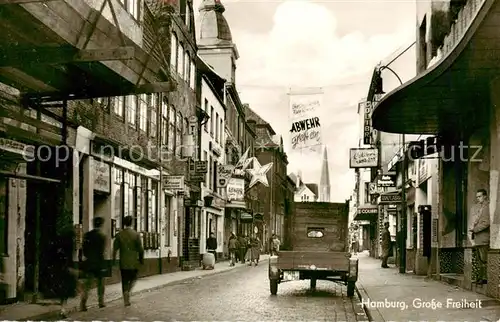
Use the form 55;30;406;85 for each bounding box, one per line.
356;252;500;321
0;256;269;321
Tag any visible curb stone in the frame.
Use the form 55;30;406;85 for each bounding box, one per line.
23;261;251;321
353;284;372;322
356;282;384;322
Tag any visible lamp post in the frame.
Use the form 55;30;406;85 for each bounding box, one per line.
375;65;406;274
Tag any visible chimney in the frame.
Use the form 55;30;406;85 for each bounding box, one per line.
296;170;302;189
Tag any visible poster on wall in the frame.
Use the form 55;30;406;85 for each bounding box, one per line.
226;178;244;201
288;89;323;152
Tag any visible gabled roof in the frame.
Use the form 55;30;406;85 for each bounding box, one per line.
305;183;318;196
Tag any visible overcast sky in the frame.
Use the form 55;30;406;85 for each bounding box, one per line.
193;0;416;202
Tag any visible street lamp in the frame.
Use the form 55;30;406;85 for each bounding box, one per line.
374;65;406;274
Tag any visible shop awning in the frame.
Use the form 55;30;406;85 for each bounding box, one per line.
354;205;378;221
225;200;246;209
240;212;253;221
371;0;496;135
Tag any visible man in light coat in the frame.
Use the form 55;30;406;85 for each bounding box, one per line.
470;189;490;284
113;216;144;306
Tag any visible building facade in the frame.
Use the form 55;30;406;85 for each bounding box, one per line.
371;0;500;299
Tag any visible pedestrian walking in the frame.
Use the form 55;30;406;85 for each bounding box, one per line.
238;234;247;263
112;216;144;307
380;222;391;268
206;232;218;262
271;234;280;256
228;233;238;266
52;225;77;318
80;217;106;311
470;188;490;284
249;234;261;266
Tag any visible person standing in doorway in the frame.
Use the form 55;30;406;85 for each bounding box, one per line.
271;234;281;256
113;216;144;307
470;188;490;284
80;217;106;311
206;232;218;262
380;222;391;268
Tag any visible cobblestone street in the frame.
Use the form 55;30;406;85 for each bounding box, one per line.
66;263;367;321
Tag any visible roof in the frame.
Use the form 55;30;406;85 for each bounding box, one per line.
197;0;233;46
305;183;318;196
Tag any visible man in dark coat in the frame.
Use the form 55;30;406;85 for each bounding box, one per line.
470;189;490;284
113;216;144;307
80;217;106;311
238;235;247;263
380;222;391;268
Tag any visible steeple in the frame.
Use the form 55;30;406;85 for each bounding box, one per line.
197;0;239;83
319;146;331;202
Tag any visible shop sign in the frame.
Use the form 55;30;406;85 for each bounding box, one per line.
377;175;395;187
227;178;244;201
380;194;402;203
357;207;378;215
349;148;378;168
362;101;372;145
163;175;184;192
93;159;110;193
0;138;34;159
217;164;235;188
195;161;207;173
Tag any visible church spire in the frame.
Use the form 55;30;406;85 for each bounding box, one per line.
319;146;331;202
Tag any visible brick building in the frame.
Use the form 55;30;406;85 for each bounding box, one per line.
245;107;294;252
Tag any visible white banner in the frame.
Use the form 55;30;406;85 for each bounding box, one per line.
226;178;245;201
289;91;323;151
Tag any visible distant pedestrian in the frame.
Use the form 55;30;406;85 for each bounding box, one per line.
249;235;261;266
380;222;391;268
206;232;218;262
238;234;247;263
470;189;490;284
80;217;106;311
52;225;77;318
271;234;280;256
228;233;238;266
113;216;144;307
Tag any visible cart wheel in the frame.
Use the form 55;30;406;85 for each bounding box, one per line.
270;279;278;295
310;278;317;290
347;281;355;297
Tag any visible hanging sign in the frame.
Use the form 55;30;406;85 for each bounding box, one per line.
362;101;373;145
288;90;323;151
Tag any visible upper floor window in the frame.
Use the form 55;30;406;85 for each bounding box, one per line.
127;95;137;127
184;51;190;83
190;60;195;89
161;100;168;145
170;33;178;70
120;0;140;20
204;99;209;132
215;113;219;142
138;94;148;132
176;111;182;156
149;94;158;138
210;106;214;136
219;119;223;145
114;96;125;118
177;43;185;77
185;3;191;30
168;106;175;151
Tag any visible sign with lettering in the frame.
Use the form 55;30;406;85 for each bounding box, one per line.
349;148;378;168
195;161;208;173
380;194;402;203
217;164;235;188
92;159;110;193
288;91;323;151
357;207;378;215
226;178;244;201
163;175;184;192
362;101;373;145
0;138;34;159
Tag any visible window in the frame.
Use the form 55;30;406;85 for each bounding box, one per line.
140;177;147;231
213;160;218;191
215;113;219;142
126;0;139;20
184;51;190;82
185;3;191;28
219;119;223;145
150;94;157;137
204;99;209;132
161;100;168;146
168;106;175;152
170;33;178;70
164;194;172;246
139;94;147;132
190;60;195;89
364;182;370;204
209;155;213;190
307;228;324;238
114;96;125;118
210;106;214;136
128;173;137;228
177;43;184;76
203;151;208;187
113;167;123;229
176;111;182;156
127;95;137;126
147;181;158;233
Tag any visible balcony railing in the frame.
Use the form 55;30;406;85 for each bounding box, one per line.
428;0;486;68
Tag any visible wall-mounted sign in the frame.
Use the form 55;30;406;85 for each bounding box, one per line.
163;175;184;192
226;178;244;201
357;207;378;215
92;159;111;193
380;193;402;204
349;148;378;168
217;164;235;188
362;101;373;145
0;138;34;159
377;175;395;187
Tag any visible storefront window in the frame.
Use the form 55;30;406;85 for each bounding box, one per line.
128;173;136;228
147;179;158;232
140;176;147;231
113;167;123;228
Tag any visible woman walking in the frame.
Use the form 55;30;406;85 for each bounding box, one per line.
249;235;261;266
